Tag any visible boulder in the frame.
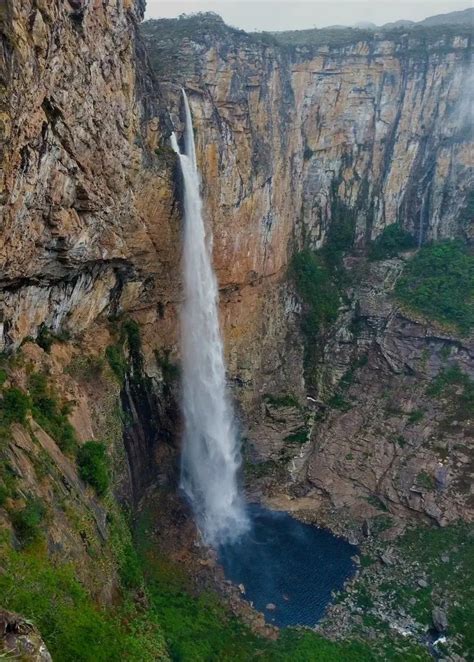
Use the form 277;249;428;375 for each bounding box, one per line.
432;607;448;632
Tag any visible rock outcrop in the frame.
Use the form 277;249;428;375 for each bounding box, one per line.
0;609;52;661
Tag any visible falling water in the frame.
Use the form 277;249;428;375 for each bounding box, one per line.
170;90;249;546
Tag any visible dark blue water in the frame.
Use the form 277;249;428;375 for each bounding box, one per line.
218;504;357;628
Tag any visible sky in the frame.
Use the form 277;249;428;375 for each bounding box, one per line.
144;1;472;32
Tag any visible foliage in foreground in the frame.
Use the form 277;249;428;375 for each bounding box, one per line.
394;240;473;334
0;537;168;662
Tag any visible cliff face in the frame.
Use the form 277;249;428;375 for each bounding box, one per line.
0;0;179;355
142;15;473;403
147;17;472;249
142;16;473;530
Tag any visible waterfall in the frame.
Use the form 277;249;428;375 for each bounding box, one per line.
170;90;249;546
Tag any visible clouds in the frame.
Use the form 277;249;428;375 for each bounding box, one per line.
144;1;471;32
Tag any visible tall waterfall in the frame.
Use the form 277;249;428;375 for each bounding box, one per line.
171;90;249;546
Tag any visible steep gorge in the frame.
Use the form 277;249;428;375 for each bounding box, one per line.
0;3;473;660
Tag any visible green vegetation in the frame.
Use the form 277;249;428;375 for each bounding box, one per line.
284;427;308;444
368;224;415;261
290;249;341;338
29;372;77;454
426;363;474;427
9;497;46;547
290;206;355;386
0;387;30;425
154;349;180;384
0;538;168;662
457;189;474;230
106;344;127;382
77;441;109;496
397;524;473;657
416;471;435;491
134;509;377;661
394;240;473;334
407;409;424;424
35;325;71;353
106;318;143;384
367;495;388;512
263;393;299;408
327;392;352;411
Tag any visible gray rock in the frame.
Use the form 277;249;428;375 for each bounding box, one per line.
417;578;428;588
432;607;448;632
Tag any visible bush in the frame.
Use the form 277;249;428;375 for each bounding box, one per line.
106;345;127;383
29;373;77;454
77;441;109;496
263;393;299;408
10;497;46;546
427;363;474;422
290;250;341;337
394;240;473;334
0;387;30;424
368;224;416;260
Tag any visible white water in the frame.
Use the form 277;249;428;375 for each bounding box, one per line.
171;90;249;546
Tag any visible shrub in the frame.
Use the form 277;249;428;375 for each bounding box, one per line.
10;497;45;546
0;387;30;424
29;373;77;454
368;224;416;260
284;427;308;444
263;393;299;408
77;441;109;496
290;250;341;337
394;240;474;334
407;409;424;424
427;363;474;422
416;471;435;491
0;483;9;506
106;345;127;383
35;325;70;353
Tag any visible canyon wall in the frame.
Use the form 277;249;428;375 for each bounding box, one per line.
142;15;473;532
0;4;472;561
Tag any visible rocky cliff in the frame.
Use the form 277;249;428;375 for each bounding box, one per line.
141;14;473;531
0;5;473;659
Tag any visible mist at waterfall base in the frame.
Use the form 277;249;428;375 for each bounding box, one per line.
172;92;357;627
218;504;357;627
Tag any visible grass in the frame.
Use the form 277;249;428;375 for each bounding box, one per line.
0;538;168;662
133;509;378;661
394;240;473;334
399;524;474;657
290;249;341;338
106;345;127;383
35;325;70;353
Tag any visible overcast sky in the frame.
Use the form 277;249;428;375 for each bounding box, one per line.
145;1;472;32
